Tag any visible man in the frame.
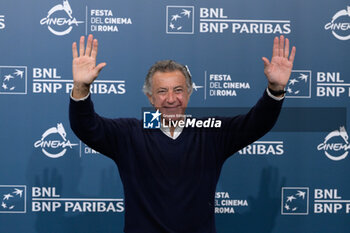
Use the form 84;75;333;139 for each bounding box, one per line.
69;34;295;232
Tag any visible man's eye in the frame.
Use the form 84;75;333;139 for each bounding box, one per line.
158;90;166;94
175;89;183;93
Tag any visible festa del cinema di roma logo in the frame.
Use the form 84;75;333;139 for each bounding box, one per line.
325;6;350;40
34;123;78;158
317;126;350;161
40;0;83;36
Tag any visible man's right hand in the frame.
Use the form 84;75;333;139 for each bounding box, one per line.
72;34;106;99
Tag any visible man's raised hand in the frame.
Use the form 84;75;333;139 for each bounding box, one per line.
262;35;296;93
72;34;106;98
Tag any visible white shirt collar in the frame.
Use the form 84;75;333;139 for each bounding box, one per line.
160;117;186;140
160;126;184;140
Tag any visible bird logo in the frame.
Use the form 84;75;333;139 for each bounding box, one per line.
0;187;25;213
167;6;194;34
282;188;308;215
1;68;25;93
286;72;311;98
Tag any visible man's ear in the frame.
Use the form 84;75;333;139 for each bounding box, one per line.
146;93;154;106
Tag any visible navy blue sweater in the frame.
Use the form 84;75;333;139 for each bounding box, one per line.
69;90;283;233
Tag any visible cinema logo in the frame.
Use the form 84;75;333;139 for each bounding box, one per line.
317;126;350;161
325;6;350;41
40;0;84;36
34;123;78;159
282;187;350;215
34;124;100;158
215;192;248;214
32;67;126;95
32;187;124;213
199;8;291;34
238;140;284;156
90;9;132;32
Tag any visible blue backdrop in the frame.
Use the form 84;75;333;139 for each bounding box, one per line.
0;0;349;232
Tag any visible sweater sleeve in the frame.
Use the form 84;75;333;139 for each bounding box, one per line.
217;90;284;161
69;95;130;161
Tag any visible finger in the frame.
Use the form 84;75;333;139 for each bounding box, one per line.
72;42;78;59
85;34;94;56
284;38;290;58
95;62;107;74
262;57;270;67
289;46;296;63
79;36;85;57
279;35;284;57
85;34;93;56
91;39;98;59
272;36;279;58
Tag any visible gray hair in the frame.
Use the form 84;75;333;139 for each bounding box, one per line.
142;60;193;95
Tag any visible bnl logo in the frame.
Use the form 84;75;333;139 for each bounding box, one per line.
285;70;312;98
166;6;194;34
281;187;309;215
143;109;161;129
0;66;27;94
0;185;26;213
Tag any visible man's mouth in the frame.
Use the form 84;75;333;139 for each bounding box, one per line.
163;105;180;108
162;106;182;110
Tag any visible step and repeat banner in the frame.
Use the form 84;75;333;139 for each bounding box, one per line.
0;0;349;232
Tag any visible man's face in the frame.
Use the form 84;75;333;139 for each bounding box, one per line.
147;70;190;120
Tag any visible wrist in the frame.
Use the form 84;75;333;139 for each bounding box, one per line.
268;82;285;91
266;88;285;100
267;86;286;97
72;83;90;99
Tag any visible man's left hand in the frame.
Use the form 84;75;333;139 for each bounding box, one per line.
262;35;296;92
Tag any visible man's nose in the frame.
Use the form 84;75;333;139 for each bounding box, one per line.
166;91;176;104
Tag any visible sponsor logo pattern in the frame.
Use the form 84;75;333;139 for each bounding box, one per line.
215;192;248;214
283;187;350;215
286;71;312;98
34;123;79;159
325;6;350;40
90;9;132;33
205;72;251;99
238;140;284;155
166;6;194;34
316;72;350;98
40;1;133;36
40;0;84;36
0;185;26;213
30;67;126;95
0;66;27;94
281;187;309;215
317;126;350;161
